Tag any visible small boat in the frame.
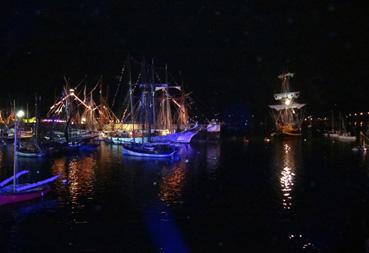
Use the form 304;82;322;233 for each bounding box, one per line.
337;133;356;142
352;132;368;151
352;145;367;152
122;142;176;158
323;132;339;138
324;111;339;138
67;141;82;148
16;143;45;158
16;150;45;158
0;172;59;206
335;112;356;142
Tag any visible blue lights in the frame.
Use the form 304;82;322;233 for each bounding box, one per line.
145;203;188;253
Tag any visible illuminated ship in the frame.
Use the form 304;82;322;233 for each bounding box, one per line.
269;73;305;136
46;79;107;149
112;59;199;145
121;60;176;158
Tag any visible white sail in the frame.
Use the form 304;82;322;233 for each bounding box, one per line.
273;91;300;100
269;103;305;111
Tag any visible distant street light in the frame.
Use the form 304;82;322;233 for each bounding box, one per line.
16;110;25;119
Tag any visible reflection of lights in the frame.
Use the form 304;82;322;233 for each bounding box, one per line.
288;234;316;250
160;129;170;136
51;156;96;205
280;143;295;210
159;165;186;205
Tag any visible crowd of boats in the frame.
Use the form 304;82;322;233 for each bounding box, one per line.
0;59;222;206
0;64;367;206
0;60;221;159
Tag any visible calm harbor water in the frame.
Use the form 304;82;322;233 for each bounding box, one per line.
1;137;369;252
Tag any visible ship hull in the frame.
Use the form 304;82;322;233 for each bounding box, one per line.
151;129;199;144
122;144;176;158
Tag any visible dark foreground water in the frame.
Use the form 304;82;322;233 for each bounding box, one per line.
1;137;369;252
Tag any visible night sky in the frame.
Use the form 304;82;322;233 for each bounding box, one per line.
0;0;368;118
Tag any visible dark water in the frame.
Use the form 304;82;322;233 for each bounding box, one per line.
1;138;369;252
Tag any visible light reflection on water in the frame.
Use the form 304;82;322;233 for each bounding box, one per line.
280;143;296;210
274;139;318;251
1;138;369;251
52;155;96;206
159;164;186;205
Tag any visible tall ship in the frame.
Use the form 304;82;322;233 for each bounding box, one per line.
269;73;305;136
109;58;200;144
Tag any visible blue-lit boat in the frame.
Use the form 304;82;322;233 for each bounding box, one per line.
0;171;59;206
16;143;45;158
122;142;176;158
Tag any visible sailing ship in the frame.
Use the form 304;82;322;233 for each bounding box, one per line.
324;110;339;138
324;111;356;142
111;59;199;145
16;95;45;157
336;112;356;142
121;59;176;158
150;80;200;144
269;73;305;136
46;79;101;150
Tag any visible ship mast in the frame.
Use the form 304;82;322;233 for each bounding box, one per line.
128;59;135;143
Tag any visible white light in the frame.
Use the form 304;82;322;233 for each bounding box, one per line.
285;99;291;106
16;110;25;118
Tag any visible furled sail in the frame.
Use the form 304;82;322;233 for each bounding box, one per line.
273;91;300;100
269;103;305;111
